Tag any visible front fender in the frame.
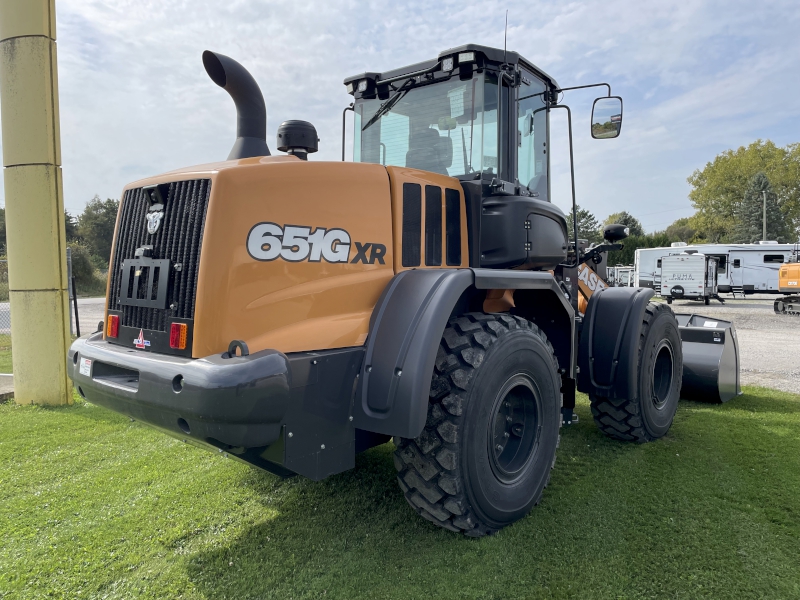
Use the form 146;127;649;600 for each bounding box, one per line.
577;287;654;400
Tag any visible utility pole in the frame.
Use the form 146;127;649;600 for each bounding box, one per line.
0;0;73;405
762;190;767;242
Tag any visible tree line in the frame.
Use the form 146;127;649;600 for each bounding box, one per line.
570;139;800;266
0;195;119;295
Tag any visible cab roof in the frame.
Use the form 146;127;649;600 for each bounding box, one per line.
343;43;560;93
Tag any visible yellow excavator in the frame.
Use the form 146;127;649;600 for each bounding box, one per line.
774;249;799;315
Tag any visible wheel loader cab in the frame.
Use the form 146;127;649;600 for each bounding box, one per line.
345;45;568;272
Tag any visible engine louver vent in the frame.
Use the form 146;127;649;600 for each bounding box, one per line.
402;182;422;267
107;179;211;332
425;185;442;266
445;188;461;265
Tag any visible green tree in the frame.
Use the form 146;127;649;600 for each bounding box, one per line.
733;172;790;243
607;233;670;266
64;210;79;243
567;205;602;245
665;217;695;243
68;242;106;296
78;196;119;266
687;140;800;242
604;211;644;237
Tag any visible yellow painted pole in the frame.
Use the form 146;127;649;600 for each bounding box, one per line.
0;0;72;405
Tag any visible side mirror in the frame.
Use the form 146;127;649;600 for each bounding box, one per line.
522;113;533;137
591;96;623;139
437;116;457;131
603;223;629;242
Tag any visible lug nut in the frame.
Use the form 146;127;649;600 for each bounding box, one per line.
288;432;293;438
495;444;503;452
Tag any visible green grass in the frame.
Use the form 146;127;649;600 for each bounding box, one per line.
1;388;799;599
0;334;11;374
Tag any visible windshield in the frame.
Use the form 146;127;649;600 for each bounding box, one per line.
354;74;499;177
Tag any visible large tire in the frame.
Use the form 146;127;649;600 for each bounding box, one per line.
590;302;682;442
394;313;561;537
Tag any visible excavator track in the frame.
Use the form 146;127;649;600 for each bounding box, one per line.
774;296;800;315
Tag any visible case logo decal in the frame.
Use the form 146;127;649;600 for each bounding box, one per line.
146;210;164;234
577;263;608;293
133;329;151;349
247;223;386;264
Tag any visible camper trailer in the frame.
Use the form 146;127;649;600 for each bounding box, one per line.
607;265;635;287
659;253;718;304
635;242;799;295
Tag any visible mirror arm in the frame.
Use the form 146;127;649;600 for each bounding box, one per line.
341;103;354;161
580;243;623;266
554;82;612;97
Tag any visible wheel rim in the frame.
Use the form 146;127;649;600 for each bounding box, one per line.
487;374;541;484
651;340;674;410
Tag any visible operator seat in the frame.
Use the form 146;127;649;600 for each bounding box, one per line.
405;128;453;175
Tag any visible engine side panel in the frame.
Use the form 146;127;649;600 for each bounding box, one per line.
193;159;394;356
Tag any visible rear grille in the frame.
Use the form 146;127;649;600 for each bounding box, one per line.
107;179;212;332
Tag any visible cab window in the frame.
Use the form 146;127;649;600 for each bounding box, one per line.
517;70;548;198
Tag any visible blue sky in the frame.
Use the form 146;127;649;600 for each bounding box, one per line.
2;0;799;232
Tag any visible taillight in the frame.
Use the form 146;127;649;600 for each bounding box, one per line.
170;323;187;350
106;314;119;338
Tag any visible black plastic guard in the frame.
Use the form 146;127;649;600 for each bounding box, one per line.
353;269;474;438
577;287;654;400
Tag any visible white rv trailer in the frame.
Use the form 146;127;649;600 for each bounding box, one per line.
634;242;800;294
660;253;718;304
607;265;635;287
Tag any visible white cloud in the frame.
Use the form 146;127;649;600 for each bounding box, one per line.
0;0;798;233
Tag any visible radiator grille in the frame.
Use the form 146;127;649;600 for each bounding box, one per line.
107;179;211;332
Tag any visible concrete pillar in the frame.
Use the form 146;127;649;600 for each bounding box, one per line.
0;0;73;405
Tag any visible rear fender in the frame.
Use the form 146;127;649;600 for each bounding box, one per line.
577;287;654;400
353;269;474;438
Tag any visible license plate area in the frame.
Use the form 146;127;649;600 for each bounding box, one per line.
119;257;171;309
92;360;140;391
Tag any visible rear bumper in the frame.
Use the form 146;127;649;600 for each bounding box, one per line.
68;333;291;450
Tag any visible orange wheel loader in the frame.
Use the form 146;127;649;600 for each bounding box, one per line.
68;45;686;536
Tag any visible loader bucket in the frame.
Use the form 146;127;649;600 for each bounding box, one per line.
674;314;742;403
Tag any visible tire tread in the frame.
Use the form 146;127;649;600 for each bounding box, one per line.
589;301;678;443
394;312;560;536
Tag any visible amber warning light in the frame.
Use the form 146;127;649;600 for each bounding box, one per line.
106;315;119;338
170;323;188;350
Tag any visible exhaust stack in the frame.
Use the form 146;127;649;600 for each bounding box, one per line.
202;51;271;160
